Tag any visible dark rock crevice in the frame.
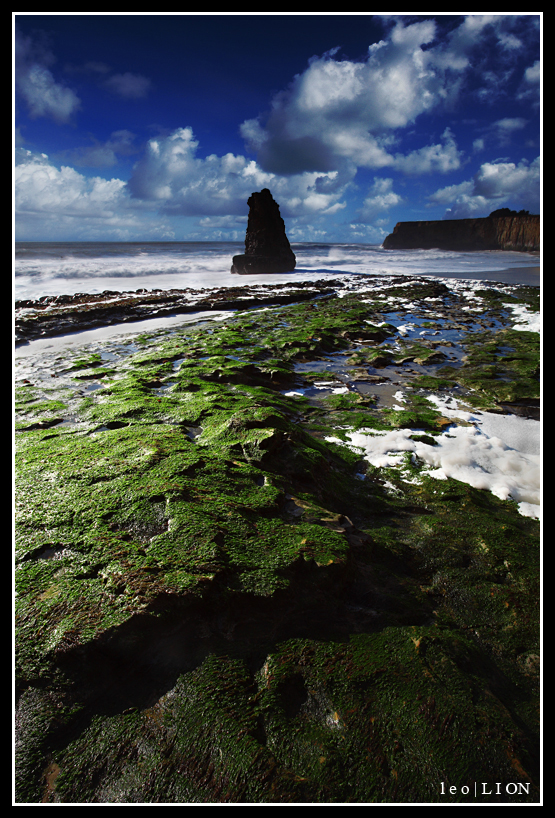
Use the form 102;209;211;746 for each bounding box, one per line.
18;546;433;751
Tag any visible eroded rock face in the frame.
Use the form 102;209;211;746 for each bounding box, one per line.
382;214;540;252
231;189;296;275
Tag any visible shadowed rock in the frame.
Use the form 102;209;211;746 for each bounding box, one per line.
231;188;296;275
382;212;540;252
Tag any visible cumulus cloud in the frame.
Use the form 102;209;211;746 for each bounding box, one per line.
357;178;402;222
15;28;81;123
127;127;349;219
517;59;540;106
429;156;540;218
239;16;532;178
14;149;169;240
523;59;541;83
16;149;125;216
241;19;444;175
15;127;354;240
393;128;462;174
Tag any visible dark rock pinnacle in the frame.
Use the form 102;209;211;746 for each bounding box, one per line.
231;188;296;275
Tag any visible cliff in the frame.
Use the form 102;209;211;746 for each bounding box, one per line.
382;214;540;252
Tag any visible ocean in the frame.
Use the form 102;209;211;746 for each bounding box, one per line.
14;241;540;302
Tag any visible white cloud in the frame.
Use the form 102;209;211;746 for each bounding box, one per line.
494;117;527;133
127;127;350;219
473;157;539;200
15;29;81;124
14;131;353;240
239;16;527;178
439;14;505;67
523;60;540;84
429;156;540;218
428;180;473;206
469;116;529;155
14;149;169;240
357;177;402;222
393;128;462;175
16;150;124;215
444;14;523;70
517;59;540;106
498;32;522;50
241;19;448;175
490;117;528;146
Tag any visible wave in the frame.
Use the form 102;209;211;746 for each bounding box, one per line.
14;241;539;301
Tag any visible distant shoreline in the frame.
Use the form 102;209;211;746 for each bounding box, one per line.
417;265;540;287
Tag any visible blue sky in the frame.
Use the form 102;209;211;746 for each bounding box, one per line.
14;13;541;243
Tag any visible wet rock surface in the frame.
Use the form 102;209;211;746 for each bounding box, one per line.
15;274;540;803
15;281;336;344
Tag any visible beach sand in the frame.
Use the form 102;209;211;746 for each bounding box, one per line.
421;265;540;286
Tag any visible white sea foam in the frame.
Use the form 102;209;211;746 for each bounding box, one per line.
503;303;541;333
14;241;539;301
326;393;540;518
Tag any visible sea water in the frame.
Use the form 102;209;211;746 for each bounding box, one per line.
14;241;540;302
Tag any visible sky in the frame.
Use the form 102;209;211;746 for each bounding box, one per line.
13;13;541;244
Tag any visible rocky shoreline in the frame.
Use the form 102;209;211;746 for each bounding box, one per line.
15;275;540;803
15;281;342;345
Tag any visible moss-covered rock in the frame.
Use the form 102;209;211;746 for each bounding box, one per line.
15;278;540;803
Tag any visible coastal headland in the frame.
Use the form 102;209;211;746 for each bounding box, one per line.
15;273;540;803
383;213;540;253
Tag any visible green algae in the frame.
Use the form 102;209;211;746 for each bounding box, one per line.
15;281;540;803
37;619;538;803
475;286;540;314
435;327;539;408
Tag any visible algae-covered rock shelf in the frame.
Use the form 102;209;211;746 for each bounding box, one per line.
15;275;540;803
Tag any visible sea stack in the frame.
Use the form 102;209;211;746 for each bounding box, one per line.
231;188;296;275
